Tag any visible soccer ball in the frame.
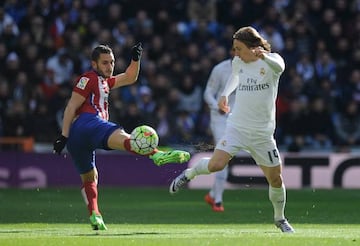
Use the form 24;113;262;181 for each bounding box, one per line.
130;125;159;155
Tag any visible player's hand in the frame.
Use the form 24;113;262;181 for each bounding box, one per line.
231;56;241;75
53;135;68;155
218;96;230;114
252;46;268;59
131;42;143;61
218;109;226;115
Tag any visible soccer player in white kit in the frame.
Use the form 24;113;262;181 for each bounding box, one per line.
203;49;235;212
170;26;295;233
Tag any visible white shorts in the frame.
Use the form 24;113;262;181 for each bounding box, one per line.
215;124;281;167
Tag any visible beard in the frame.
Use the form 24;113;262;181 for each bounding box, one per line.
95;68;113;78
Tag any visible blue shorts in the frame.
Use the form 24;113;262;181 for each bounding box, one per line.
66;113;120;174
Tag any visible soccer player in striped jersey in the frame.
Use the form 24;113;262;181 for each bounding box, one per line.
170;27;294;233
203;48;235;212
53;43;190;230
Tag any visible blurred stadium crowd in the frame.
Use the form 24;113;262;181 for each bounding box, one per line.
0;0;360;152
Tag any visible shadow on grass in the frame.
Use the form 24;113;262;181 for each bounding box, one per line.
74;232;177;237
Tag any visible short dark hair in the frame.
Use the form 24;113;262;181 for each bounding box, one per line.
91;45;113;62
233;26;271;52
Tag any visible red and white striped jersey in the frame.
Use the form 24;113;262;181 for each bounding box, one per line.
73;70;116;121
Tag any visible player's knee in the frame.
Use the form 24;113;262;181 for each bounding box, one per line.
208;162;226;172
107;129;129;150
268;176;283;188
81;169;98;183
208;151;229;172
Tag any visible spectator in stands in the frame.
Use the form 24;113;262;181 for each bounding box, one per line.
3;100;31;137
259;22;285;52
0;79;10;127
150;102;176;145
30;102;58;142
306;97;334;150
46;48;74;85
279;97;308;152
315;51;337;83
177;74;202;117
175;109;195;143
333;100;360;152
4;51;20;81
0;6;19;36
296;53;315;83
12;71;30;103
119;101;146;133
136;85;156;117
337;69;360;108
0;0;358;152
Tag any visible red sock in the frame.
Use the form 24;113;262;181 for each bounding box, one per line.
81;181;100;215
124;138;137;154
124;138;159;156
150;149;159;155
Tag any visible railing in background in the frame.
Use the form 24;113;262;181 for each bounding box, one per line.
0;137;34;152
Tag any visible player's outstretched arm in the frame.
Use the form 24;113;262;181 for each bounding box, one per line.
113;42;143;88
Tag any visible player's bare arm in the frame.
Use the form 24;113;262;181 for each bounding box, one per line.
113;42;143;89
61;92;86;137
112;60;141;89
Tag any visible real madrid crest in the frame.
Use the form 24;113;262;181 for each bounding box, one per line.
260;67;265;76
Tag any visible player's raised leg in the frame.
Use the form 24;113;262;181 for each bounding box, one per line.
150;150;190;166
170;150;231;194
108;127;191;166
170;157;211;194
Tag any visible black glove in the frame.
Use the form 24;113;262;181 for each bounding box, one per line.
53;135;68;155
131;42;143;61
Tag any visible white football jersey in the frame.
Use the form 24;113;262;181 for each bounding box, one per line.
226;53;285;133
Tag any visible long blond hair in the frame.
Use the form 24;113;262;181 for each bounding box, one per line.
233;26;271;52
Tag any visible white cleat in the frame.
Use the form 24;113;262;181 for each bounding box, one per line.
169;171;190;194
275;219;295;233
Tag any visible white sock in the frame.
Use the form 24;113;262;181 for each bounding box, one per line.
269;184;286;221
184;157;211;180
213;166;228;203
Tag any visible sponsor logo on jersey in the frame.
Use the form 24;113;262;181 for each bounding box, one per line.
76;77;89;90
238;82;270;91
221;140;227;146
236;76;270;91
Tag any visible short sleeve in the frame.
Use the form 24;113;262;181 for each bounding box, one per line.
73;75;93;97
107;77;116;89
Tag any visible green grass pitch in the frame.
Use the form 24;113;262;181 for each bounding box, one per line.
0;187;359;245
